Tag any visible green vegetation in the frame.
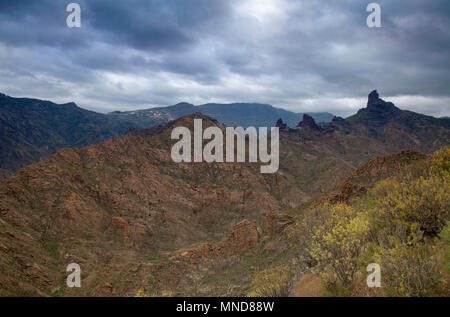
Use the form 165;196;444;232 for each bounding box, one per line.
309;203;371;286
39;231;59;259
247;265;297;297
135;289;174;297
146;251;168;264
292;147;450;297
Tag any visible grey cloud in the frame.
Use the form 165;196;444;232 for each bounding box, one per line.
0;0;448;117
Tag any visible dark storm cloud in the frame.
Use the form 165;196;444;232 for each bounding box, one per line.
0;0;449;117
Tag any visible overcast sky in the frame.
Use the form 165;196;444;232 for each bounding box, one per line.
0;0;449;117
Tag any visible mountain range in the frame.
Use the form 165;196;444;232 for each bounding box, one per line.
109;101;334;129
0;92;332;179
0;90;448;296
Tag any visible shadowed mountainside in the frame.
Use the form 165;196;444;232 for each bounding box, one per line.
0;93;163;179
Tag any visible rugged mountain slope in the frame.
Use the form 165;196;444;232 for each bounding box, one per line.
292;148;449;297
342;90;450;153
0;114;307;296
3;89;446;181
0;93;162;179
275;91;448;197
321;150;429;204
0;94;332;179
0;91;449;296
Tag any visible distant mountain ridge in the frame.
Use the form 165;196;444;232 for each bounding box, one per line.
339;90;450;153
109;101;334;128
1;90;448;181
0;93;332;179
0;93;160;179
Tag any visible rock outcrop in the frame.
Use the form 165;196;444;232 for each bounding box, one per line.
265;212;294;235
367;89;381;106
326;182;367;204
275;118;288;130
222;219;259;252
296;114;321;130
178;220;259;265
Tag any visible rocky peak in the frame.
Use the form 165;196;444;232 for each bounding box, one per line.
366;90;397;111
297;114;321;130
367;90;381;106
275;118;287;130
346;90;401;126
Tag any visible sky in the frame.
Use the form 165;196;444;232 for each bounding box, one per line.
0;0;449;117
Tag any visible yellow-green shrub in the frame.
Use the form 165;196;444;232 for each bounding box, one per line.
135;289;173;297
438;221;450;277
430;147;450;178
135;289;149;297
375;238;446;297
308;204;370;286
247;265;296;297
305;148;450;296
371;167;449;239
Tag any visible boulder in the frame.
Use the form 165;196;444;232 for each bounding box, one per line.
265;212;294;235
222;220;259;253
178;219;259;264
